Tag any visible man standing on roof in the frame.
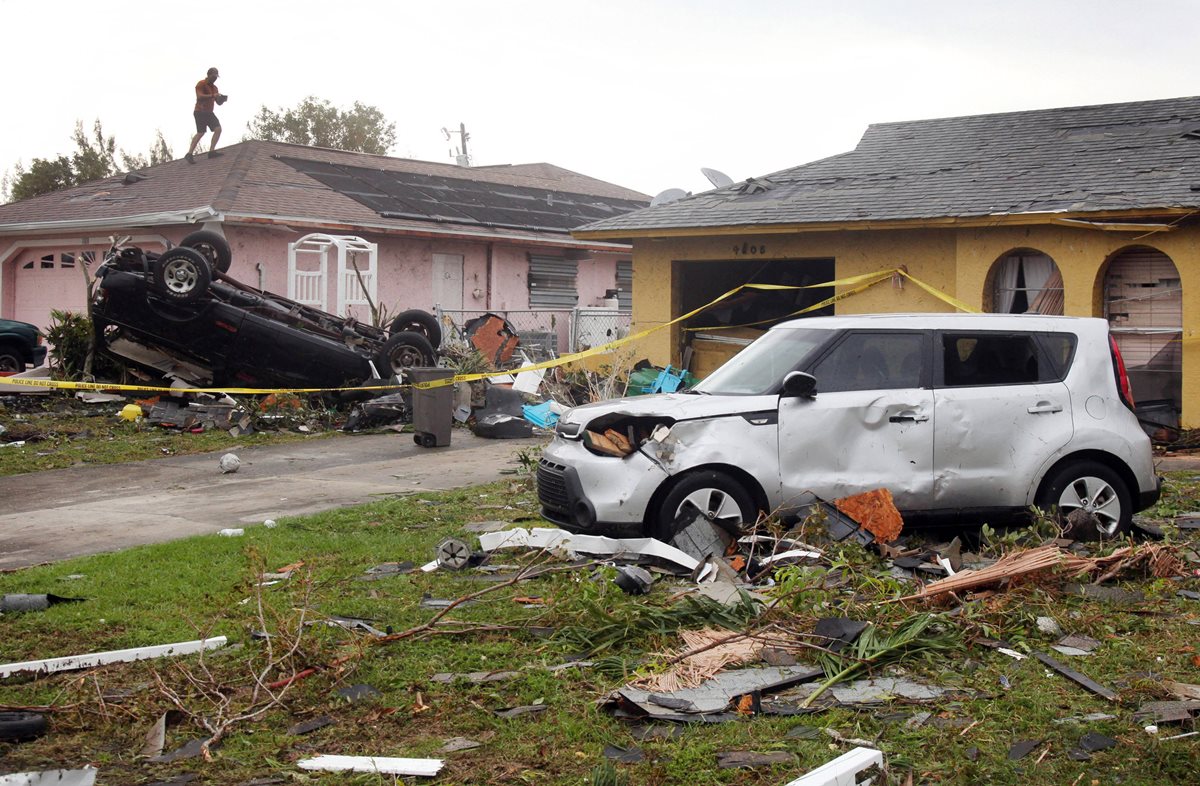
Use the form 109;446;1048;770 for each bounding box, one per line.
185;68;227;164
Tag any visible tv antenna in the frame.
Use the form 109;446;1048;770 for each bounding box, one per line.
701;167;734;188
441;122;471;166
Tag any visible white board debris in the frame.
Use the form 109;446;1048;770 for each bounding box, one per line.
478;527;699;572
0;768;98;786
783;746;883;786
296;755;444;777
0;637;227;679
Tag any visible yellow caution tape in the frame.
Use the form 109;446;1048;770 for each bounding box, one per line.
0;267;978;395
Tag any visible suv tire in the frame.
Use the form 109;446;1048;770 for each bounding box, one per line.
1037;460;1132;539
653;470;756;542
390;310;442;348
374;331;436;375
152;247;211;304
180;230;233;274
0;342;22;373
0;711;48;742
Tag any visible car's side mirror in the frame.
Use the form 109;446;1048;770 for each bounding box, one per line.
781;371;817;398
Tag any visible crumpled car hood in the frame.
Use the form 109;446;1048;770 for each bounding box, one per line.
560;392;767;427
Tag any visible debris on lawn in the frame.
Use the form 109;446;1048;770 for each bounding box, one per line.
288;715;335;736
783;746;882;786
296;755;443;777
1032;651;1119;701
479;527;700;573
833;488;904;543
716;750;797;769
0;593;85;613
0;769;98;786
0;710;47;742
441;736;482;752
0;636;227;679
493;704;548;719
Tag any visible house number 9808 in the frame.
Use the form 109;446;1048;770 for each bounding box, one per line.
733;243;766;255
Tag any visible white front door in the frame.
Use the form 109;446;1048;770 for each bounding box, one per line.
432;254;464;312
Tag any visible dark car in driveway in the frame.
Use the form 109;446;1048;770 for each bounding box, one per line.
91;232;441;390
0;318;47;373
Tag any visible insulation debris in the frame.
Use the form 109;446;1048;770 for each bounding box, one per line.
833;488;904;543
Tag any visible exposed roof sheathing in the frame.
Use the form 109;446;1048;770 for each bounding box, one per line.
277;156;648;232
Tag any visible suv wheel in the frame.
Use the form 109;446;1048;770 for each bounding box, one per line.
152;247;211;303
374;331;436;375
1037;460;1132;539
180;230;233;274
652;470;756;542
390;309;442;348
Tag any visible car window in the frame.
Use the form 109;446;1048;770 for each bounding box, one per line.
810;332;925;392
693;327;832;395
939;332;1060;387
1034;332;1077;381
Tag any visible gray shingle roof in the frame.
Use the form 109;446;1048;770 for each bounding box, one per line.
0;141;648;239
576;95;1200;235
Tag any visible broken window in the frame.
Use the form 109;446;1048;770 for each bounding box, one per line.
1103;246;1182;412
939;332;1067;387
987;250;1064;315
811;332;925;392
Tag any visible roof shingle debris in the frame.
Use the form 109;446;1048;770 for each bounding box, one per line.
576;95;1200;235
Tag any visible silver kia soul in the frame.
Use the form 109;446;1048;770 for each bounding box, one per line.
538;314;1161;540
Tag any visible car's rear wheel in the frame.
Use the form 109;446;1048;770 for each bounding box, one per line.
652;470;756;542
0;343;23;373
390;309;442;348
180;230;232;274
1037;460;1132;539
374;331;436;376
152;247;211;303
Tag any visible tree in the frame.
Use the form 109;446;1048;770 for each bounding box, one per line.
2;120;175;203
245;97;397;155
7;157;75;202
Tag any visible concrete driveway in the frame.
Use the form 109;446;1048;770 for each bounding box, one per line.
0;432;544;570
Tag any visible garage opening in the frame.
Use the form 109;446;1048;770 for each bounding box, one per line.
676;258;835;377
985;249;1064;314
1102;245;1182;426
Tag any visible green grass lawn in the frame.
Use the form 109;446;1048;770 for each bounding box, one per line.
0;393;328;476
2;470;1200;784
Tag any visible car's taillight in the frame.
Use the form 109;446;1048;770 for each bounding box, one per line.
1109;335;1135;411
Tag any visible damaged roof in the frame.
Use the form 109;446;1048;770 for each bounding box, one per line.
0;141;648;242
576;95;1200;237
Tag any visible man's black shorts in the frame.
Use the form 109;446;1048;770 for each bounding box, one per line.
194;111;220;133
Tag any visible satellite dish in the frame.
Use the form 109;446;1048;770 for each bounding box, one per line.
650;188;689;207
701;168;734;188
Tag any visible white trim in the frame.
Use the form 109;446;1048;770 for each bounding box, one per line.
0;207;219;234
221;211;634;250
0;636;227;678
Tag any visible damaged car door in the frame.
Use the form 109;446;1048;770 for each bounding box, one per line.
778;330;934;510
931;330;1074;510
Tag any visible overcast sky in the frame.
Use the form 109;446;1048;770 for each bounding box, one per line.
3;0;1199;198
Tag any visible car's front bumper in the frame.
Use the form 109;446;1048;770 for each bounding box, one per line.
537;438;669;535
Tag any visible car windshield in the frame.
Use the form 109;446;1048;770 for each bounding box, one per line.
692;327;831;395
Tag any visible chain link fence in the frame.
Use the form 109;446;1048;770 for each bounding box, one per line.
435;307;632;360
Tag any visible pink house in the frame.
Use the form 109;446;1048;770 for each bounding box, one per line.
0;141;647;354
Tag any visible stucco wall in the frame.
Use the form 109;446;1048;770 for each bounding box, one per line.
630;224;1200;426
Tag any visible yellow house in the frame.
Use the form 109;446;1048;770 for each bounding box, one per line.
574;96;1198;428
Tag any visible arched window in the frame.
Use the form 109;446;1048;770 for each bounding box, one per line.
986;249;1063;314
1103;246;1182;417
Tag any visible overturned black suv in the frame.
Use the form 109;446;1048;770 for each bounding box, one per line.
92;232;441;390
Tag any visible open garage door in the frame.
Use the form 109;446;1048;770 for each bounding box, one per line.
676;258;835;377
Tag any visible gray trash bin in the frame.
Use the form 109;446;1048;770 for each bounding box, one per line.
409;367;455;447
